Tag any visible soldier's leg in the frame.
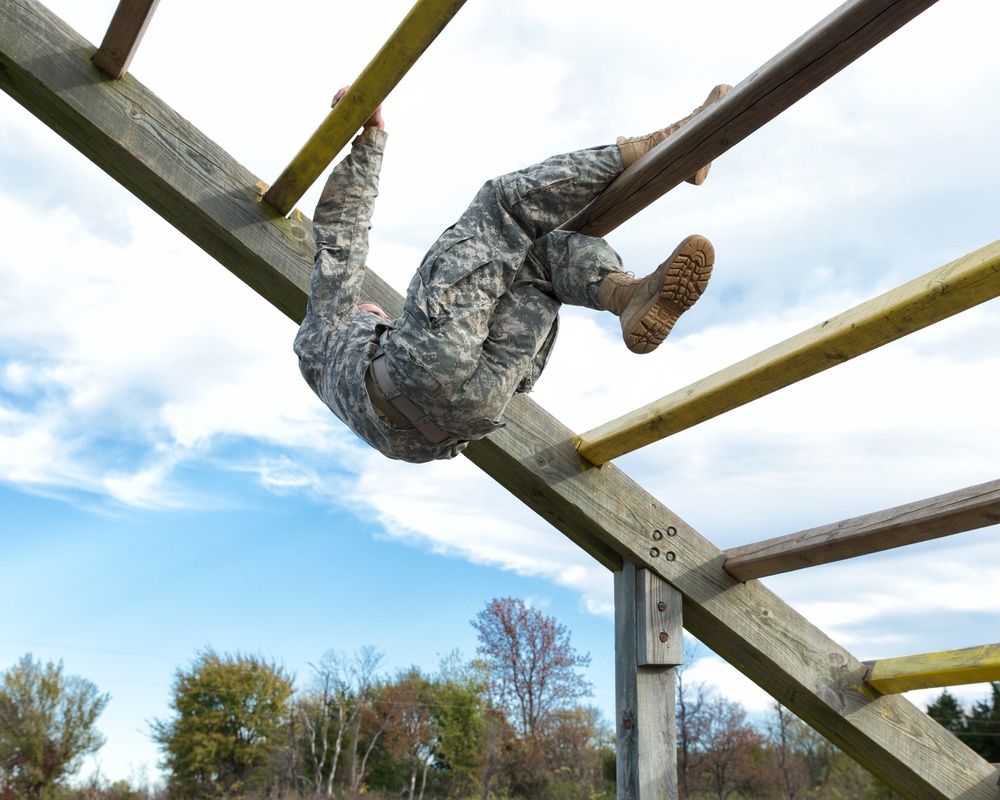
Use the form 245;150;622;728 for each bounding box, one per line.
534;228;715;356
385;147;622;408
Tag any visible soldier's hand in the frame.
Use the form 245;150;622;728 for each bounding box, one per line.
332;86;384;130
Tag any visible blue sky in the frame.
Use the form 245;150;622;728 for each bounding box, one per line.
3;0;1000;785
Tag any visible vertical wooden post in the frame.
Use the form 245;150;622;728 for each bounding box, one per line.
615;562;683;800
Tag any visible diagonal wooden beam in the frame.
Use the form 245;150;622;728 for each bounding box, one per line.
92;0;160;80
262;0;467;216
3;2;998;797
865;644;1000;694
724;479;1000;581
561;0;940;237
575;240;1000;465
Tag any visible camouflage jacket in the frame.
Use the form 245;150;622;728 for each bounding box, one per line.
294;128;467;463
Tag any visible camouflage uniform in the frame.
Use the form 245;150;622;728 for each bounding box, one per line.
295;126;625;463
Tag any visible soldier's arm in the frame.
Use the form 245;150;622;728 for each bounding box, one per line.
304;123;387;330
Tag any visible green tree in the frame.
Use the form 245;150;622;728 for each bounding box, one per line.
0;653;109;800
150;649;293;799
926;689;965;734
370;662;489;800
926;683;1000;763
430;655;486;798
963;682;1000;762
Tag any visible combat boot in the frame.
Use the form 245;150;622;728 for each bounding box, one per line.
598;235;714;354
617;84;732;184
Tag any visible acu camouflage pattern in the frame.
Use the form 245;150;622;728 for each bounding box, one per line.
295;127;627;463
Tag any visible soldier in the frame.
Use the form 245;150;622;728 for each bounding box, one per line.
295;85;728;463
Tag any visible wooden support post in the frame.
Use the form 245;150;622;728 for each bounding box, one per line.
263;0;467;216
616;562;683;800
724;478;1000;581
865;644;1000;695
576;238;1000;465
561;0;940;237
92;0;160;79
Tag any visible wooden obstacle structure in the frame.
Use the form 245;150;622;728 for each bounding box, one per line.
2;0;999;797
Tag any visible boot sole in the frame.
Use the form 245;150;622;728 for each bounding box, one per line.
623;235;714;354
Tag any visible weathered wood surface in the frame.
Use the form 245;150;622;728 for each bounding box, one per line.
576;240;1000;464
615;564;679;800
561;0;940;237
92;0;160;79
263;0;467;215
636;568;683;668
724;478;1000;581
3;2;998;797
865;644;1000;694
615;563;641;800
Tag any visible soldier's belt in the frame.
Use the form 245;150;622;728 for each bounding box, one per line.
367;353;455;445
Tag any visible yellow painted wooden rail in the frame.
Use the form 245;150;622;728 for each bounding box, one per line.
865;644;1000;694
575;238;1000;465
263;0;467;216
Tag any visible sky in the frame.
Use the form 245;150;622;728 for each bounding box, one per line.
2;0;1000;787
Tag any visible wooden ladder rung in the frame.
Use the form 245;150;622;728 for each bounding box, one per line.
722;478;1000;581
263;0;467;216
92;0;161;80
561;0;939;238
865;644;1000;694
575;238;1000;465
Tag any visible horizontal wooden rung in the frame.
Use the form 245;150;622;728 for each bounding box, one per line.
865;644;1000;694
92;0;160;80
576;238;1000;465
560;0;938;238
723;478;1000;581
263;0;467;216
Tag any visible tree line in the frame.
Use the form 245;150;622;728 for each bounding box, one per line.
3;597;999;800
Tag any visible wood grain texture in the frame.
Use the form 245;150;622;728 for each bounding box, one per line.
638;571;680;800
865;644;1000;694
577;240;1000;464
3;2;997;797
615;564;640;800
561;0;940;237
615;564;679;800
92;0;160;79
263;0;467;215
724;479;1000;581
636;569;683;667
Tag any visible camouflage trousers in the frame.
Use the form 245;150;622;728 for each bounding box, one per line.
381;143;624;441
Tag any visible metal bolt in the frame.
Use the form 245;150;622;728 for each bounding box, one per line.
665;551;676;562
666;526;677;537
649;547;660;558
652;529;663;541
657;601;666;612
659;632;669;643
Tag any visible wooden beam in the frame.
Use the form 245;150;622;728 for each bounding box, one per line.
576;239;1000;465
615;563;682;800
724;479;1000;581
561;0;940;237
865;644;1000;694
92;0;160;80
262;0;467;216
3;3;998;796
